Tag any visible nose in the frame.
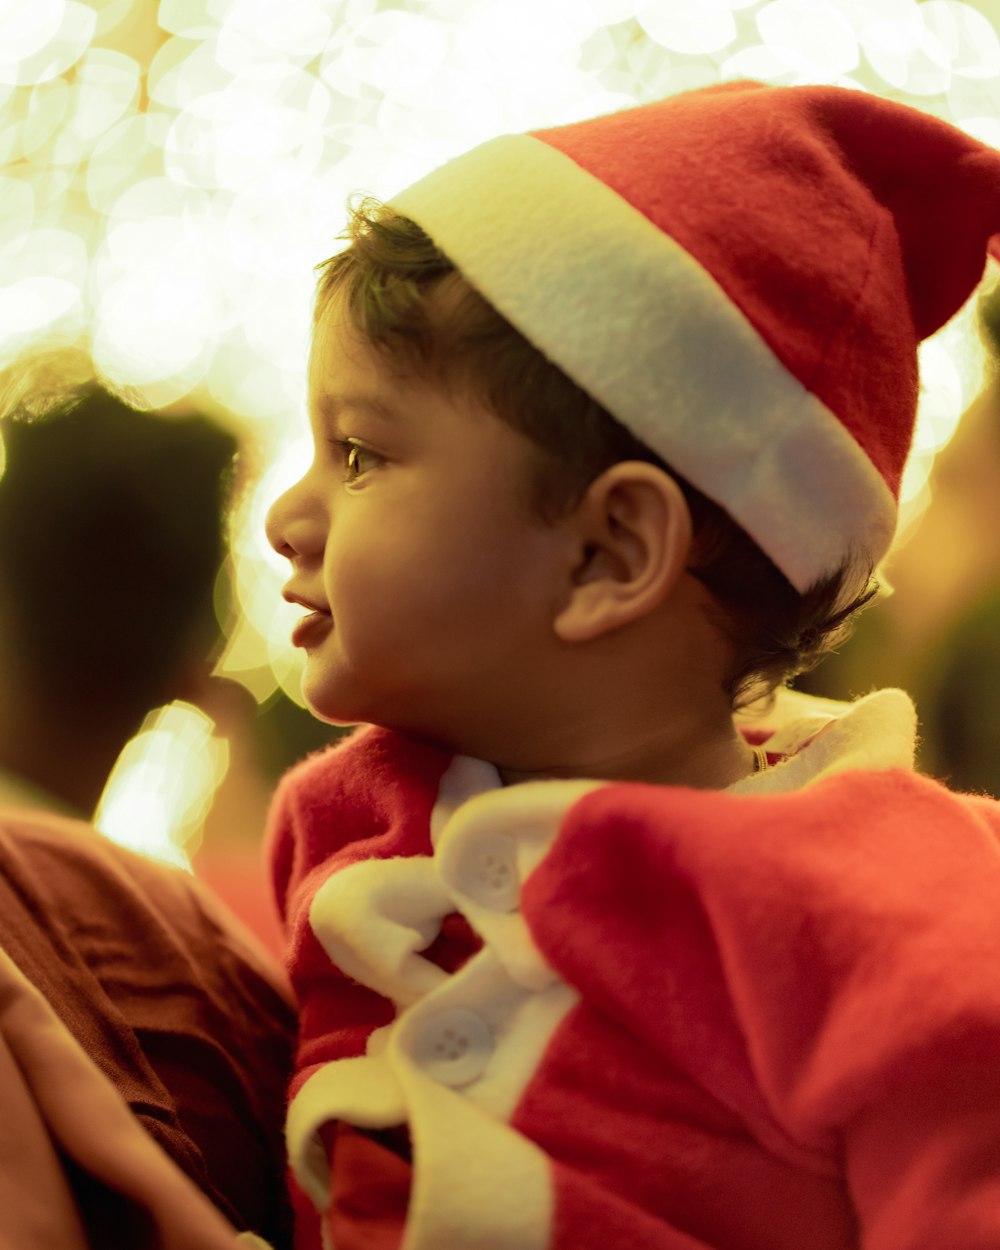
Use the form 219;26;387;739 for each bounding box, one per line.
265;475;322;561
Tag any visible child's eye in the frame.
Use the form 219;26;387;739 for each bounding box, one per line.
331;439;381;481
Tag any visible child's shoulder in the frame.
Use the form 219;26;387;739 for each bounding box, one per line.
275;722;453;805
266;724;457;900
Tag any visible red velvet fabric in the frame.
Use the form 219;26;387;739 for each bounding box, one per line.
534;82;1000;495
272;726;1000;1249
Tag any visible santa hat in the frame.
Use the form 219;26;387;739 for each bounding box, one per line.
390;81;1000;594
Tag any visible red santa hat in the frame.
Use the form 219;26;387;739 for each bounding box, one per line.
390;81;1000;594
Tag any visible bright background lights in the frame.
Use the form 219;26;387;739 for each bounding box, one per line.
3;0;999;864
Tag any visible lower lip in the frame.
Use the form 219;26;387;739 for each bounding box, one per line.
291;611;333;648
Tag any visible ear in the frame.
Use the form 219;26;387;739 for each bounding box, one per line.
553;461;693;644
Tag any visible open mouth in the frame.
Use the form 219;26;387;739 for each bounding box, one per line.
291;608;333;649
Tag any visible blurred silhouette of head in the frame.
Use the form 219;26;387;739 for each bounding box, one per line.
0;383;237;810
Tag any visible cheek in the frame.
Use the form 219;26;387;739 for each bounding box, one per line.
324;492;555;646
323;523;448;640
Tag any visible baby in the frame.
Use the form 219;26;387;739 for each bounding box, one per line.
266;80;1000;1250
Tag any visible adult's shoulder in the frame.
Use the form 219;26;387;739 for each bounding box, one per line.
0;808;296;1247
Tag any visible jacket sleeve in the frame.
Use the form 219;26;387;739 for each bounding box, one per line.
0;942;246;1250
439;768;1000;1249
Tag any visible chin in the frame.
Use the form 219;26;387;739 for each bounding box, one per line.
301;671;373;727
301;688;368;728
304;692;410;734
304;677;472;749
313;710;369;729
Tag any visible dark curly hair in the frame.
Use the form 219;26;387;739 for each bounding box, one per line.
315;197;877;707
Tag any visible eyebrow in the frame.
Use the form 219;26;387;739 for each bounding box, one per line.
317;394;399;423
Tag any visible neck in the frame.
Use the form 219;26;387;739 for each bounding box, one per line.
484;588;757;790
494;698;755;790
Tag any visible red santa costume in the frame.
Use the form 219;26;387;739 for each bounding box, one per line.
272;688;1000;1250
267;83;1000;1249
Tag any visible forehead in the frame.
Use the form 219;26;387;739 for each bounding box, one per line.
308;289;474;431
309;301;400;406
310;296;373;379
310;267;471;384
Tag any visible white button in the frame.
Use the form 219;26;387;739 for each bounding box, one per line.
453;830;520;912
409;1007;494;1088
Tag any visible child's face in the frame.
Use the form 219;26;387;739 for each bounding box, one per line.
266;304;571;745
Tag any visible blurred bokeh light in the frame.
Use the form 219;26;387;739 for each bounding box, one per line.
3;0;999;859
94;700;229;868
